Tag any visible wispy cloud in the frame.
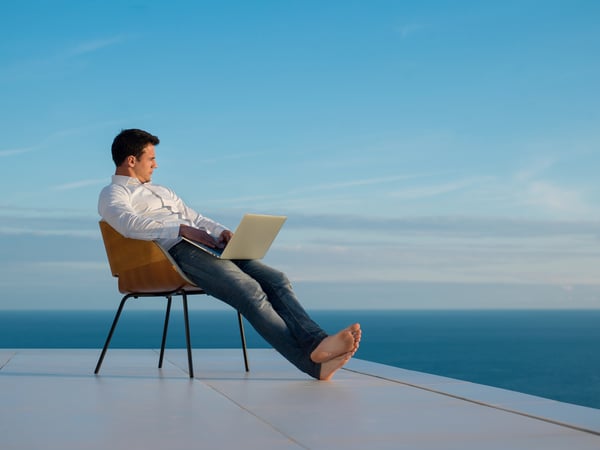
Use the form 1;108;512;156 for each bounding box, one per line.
0;226;98;238
207;174;431;206
509;157;596;218
396;23;425;38
514;157;557;182
523;181;589;215
188;150;272;165
270;224;600;285
52;179;107;191
390;177;490;200
0;34;128;82
0;146;36;157
67;35;126;57
28;261;106;271
0;119;128;159
2;205;600;288
0;206;99;238
282;212;600;239
290;174;424;194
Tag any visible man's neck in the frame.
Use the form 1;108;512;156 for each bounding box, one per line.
115;166;134;177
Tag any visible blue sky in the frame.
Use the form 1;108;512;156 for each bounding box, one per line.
1;1;599;310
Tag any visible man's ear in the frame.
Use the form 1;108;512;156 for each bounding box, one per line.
127;155;137;167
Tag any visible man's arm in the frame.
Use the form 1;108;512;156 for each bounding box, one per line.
98;184;180;240
99;182;229;243
178;225;232;249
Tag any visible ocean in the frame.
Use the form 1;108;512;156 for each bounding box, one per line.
1;309;599;410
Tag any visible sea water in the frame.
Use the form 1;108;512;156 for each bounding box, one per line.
1;309;599;410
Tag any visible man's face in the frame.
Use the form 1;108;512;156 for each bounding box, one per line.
132;144;158;183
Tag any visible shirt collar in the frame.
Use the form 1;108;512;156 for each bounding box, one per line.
111;175;145;187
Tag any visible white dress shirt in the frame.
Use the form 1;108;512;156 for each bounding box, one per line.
98;175;226;250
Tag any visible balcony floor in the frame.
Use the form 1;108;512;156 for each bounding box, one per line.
1;349;599;449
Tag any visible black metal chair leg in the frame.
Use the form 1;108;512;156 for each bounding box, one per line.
96;290;249;377
158;296;173;368
182;293;194;378
95;293;134;374
237;312;249;372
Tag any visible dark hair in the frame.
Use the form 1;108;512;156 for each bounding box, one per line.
111;129;160;166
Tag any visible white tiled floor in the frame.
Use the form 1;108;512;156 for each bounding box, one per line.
1;349;599;450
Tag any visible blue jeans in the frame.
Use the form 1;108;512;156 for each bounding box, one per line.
169;241;327;378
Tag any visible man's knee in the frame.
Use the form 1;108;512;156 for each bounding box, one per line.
268;268;291;288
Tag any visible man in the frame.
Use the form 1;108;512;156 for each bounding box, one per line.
98;129;361;380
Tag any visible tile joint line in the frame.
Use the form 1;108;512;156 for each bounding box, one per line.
203;382;310;449
343;368;600;437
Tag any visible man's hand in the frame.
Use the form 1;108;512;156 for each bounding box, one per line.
179;224;231;249
218;230;233;248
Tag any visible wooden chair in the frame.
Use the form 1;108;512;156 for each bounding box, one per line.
94;221;249;378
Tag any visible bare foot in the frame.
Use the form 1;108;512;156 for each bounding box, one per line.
311;323;361;363
319;352;352;381
348;324;362;355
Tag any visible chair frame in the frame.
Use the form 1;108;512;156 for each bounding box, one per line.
95;221;249;378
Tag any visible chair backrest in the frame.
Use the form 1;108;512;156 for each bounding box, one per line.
99;221;199;294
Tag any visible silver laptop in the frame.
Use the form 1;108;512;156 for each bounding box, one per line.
182;213;287;260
